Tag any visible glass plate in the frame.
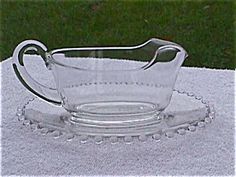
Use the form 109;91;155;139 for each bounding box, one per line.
16;89;215;144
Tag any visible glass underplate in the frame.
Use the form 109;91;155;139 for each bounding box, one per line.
16;89;215;144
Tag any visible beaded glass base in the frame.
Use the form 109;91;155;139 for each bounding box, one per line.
16;89;215;144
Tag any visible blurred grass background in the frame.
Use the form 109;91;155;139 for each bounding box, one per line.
0;0;235;69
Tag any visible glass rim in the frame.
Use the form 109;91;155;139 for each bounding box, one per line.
47;38;187;72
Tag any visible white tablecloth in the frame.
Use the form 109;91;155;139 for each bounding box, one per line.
1;57;234;175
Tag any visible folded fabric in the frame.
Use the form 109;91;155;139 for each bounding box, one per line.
1;56;234;176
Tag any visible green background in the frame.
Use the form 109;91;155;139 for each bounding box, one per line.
1;0;235;69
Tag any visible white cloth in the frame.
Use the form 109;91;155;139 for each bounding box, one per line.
1;57;234;175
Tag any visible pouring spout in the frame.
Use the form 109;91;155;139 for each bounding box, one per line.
141;44;188;70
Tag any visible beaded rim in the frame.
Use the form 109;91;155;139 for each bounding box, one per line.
16;89;215;144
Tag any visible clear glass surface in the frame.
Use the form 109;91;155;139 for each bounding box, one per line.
16;89;215;143
12;38;188;127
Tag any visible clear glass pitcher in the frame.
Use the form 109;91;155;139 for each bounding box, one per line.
12;38;187;126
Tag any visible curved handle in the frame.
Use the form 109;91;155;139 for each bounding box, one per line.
12;40;62;105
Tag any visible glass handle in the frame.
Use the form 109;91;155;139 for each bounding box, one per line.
12;40;62;105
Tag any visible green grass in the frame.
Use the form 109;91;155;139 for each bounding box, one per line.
1;0;235;69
